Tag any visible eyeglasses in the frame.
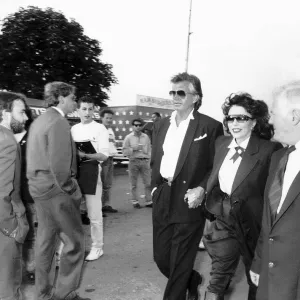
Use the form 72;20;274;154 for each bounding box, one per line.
225;115;253;123
169;90;194;98
133;124;143;127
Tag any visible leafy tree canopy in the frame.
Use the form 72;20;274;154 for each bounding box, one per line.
0;6;117;106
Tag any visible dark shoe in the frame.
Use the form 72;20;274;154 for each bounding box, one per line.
81;213;90;225
188;271;202;300
102;213;107;217
102;205;118;213
204;291;224;300
133;203;141;209
25;272;35;284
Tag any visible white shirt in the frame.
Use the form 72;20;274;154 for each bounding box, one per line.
160;110;194;179
71;121;109;159
107;127;118;156
52;106;64;117
277;141;300;213
218;137;251;195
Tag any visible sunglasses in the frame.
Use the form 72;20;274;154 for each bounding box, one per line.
133;124;143;127
225;115;253;123
169;90;193;98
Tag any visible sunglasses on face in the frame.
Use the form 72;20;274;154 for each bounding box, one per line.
133;124;143;127
169;90;193;98
225;115;253;123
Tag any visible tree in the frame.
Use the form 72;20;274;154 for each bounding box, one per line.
0;6;117;106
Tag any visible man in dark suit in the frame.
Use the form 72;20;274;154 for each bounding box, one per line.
27;82;89;300
0;91;29;300
151;72;223;300
250;81;300;300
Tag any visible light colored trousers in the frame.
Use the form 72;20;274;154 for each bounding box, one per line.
85;171;104;250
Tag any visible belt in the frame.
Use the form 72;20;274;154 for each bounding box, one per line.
132;157;149;160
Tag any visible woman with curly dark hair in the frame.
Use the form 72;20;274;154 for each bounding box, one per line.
202;93;282;300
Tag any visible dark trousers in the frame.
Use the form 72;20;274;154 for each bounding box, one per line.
203;212;258;299
0;234;23;300
35;193;85;300
101;157;114;207
152;183;205;300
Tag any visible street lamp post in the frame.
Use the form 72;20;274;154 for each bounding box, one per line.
185;0;193;73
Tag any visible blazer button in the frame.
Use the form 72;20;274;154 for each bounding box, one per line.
183;181;186;184
268;262;274;268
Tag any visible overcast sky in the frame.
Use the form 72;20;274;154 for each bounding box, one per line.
1;0;300;121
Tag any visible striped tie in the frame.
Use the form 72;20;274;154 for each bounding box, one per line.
268;145;296;223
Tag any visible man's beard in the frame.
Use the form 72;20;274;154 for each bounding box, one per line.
10;116;25;134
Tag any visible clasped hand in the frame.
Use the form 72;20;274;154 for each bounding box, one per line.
184;186;205;209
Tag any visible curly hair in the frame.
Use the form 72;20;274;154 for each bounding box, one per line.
222;93;274;140
44;82;76;107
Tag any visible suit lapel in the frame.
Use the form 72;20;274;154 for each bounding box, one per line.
273;170;300;226
231;134;259;194
207;138;231;192
172;116;198;181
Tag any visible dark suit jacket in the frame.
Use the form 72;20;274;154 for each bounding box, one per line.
151;110;223;223
251;147;300;300
27;107;81;201
205;134;282;241
0;125;29;243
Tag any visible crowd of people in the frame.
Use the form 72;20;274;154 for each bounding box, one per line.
0;73;300;300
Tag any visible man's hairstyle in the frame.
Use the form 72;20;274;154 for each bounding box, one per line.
100;109;114;117
131;118;144;126
273;81;300;105
171;72;203;110
0;91;27;122
77;96;95;109
44;81;76;107
222;93;274;140
152;112;161;118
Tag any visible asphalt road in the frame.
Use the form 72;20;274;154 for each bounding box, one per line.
22;164;248;300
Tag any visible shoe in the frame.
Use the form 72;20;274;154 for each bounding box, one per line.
133;203;141;209
81;213;90;225
102;205;118;213
188;271;202;300
102;213;107;217
198;238;206;251
204;291;224;300
85;248;103;261
145;201;153;208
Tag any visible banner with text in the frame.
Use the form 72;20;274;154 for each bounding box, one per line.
136;94;174;110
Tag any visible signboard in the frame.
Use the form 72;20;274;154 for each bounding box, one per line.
136;94;174;110
29;106;101;120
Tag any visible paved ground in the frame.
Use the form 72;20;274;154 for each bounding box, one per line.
22;164;248;300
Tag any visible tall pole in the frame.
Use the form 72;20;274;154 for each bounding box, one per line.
185;0;193;72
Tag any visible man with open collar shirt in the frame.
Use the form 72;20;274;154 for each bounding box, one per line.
151;72;223;300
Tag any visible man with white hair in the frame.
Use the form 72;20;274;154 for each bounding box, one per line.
250;81;300;300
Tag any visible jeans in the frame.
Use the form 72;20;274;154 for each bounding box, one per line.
101;157;114;207
85;171;104;250
128;158;152;204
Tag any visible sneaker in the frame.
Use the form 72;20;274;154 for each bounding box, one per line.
133;203;141;209
85;248;103;261
102;205;118;213
145;201;153;208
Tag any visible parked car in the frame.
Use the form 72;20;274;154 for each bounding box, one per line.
113;141;129;164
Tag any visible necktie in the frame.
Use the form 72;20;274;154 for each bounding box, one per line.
230;146;245;163
268;145;296;223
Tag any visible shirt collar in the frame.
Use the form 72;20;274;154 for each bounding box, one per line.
52;106;65;117
228;136;251;149
170;109;194;124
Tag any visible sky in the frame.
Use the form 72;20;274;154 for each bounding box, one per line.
1;0;300;121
